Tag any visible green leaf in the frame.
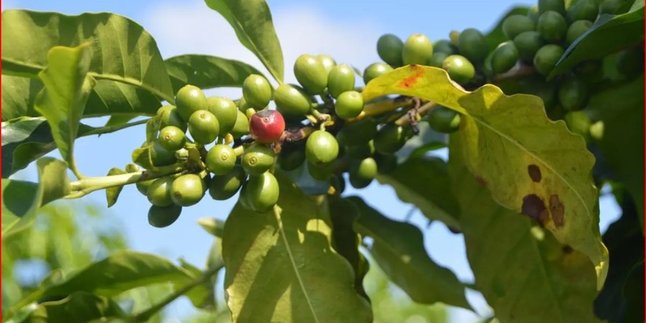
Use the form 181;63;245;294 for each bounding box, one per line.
40;292;125;322
2;10;174;102
594;194;644;322
222;173;372;322
34;44;96;173
1;75;41;120
2;118;97;178
2;117;58;177
178;260;219;310
2;76;160;122
376;155;460;230
197;217;225;237
2;158;70;239
165;54;263;92
7;251;196;318
588;76;644;225
105;168;126;208
448;142;601;323
550;6;645;78
363;65;608;288
204;0;284;83
484;6;530;50
84;80;162;117
328;196;370;301
349;196;471;310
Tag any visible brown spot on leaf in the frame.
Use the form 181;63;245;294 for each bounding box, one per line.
398;65;424;89
521;194;547;223
562;245;573;254
528;164;541;182
549;194;565;228
475;176;487;187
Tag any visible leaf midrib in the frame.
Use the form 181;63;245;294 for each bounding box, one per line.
2;57;173;103
273;206;320;323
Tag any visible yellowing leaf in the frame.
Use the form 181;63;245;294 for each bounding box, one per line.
448;142;601;323
363;65;607;288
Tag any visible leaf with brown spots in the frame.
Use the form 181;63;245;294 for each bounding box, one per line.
364;65;607;288
448;143;602;323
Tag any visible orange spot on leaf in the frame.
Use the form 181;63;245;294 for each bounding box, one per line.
397;65;424;89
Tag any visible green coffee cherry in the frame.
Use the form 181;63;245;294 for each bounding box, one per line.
428;52;449;68
136;179;153;196
157;105;187;132
533;44;564;75
241;143;276;175
491;42;519;74
377;33;404;67
206;144;236;175
538;0;565;14
564;111;591;139
306;130;339;166
209;166;245;200
175;84;207;122
188;110;219;145
294;54;328;94
513;31;545;62
349;157;378;189
457;28;488;63
566;20;592;45
433;39;456;54
317;54;337;76
402;33;433;65
171;174;206;206
240;171;279;212
558;76;589;111
337;118;378;146
278;147;306;171
427;106;461;133
537;11;567;43
335;91;364;120
150;142;176;167
567;0;599;22
374;124;406;154
363;62;394;84
158;126;186;151
147;176;174;207
148;205;182;228
231;110;250;139
327;64;356;98
502;15;536;40
274;83;312;118
442;55;476;84
206;96;238;135
242;74;273;109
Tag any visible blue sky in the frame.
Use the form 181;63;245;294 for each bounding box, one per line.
3;0;622;322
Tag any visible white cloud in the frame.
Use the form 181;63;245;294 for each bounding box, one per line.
142;2;381;87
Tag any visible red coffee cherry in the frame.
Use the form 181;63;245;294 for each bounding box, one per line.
249;109;285;144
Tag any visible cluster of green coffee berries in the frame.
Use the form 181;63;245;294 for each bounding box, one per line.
129;52;414;227
371;0;642;140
